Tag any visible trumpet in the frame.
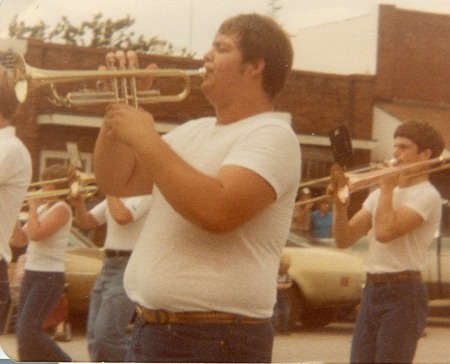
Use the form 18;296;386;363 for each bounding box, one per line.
11;53;205;107
296;156;450;206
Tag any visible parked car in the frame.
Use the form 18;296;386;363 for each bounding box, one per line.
64;227;103;315
346;232;450;301
282;231;365;329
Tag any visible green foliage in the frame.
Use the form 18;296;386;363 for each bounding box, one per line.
8;13;195;58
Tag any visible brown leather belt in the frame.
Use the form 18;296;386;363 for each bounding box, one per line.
104;249;132;258
366;271;422;285
135;305;271;325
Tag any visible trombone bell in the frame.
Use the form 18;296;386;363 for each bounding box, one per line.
11;53;205;107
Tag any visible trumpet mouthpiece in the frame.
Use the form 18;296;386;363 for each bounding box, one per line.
186;67;206;78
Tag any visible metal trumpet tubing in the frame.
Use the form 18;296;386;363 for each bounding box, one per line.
12;53;205;107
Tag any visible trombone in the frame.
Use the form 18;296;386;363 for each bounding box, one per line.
11;53;205;107
28;172;95;188
24;171;97;204
24;185;99;203
296;156;450;206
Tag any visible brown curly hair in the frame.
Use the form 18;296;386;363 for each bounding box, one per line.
394;120;445;159
41;164;70;190
218;13;293;101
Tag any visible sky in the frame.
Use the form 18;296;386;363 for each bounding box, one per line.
0;0;449;59
0;0;449;78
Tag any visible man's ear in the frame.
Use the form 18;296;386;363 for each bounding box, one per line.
247;59;265;77
421;148;433;160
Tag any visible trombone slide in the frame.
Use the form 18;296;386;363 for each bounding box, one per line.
296;156;449;206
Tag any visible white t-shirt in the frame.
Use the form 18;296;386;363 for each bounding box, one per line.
124;112;301;318
90;195;152;251
0;126;32;262
363;181;442;273
25;201;73;272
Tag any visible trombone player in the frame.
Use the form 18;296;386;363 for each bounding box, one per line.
328;120;445;364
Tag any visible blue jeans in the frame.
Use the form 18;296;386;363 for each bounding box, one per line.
0;259;9;320
126;317;274;363
350;280;428;363
16;270;71;362
87;256;136;362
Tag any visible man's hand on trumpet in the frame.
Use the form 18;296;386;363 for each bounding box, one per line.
103;103;158;150
99;51;160;150
99;50;158;94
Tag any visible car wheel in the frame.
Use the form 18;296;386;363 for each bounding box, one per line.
300;307;337;329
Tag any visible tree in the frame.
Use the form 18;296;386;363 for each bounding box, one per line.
8;13;195;58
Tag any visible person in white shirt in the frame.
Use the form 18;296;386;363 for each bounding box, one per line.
329;120;445;364
70;194;151;362
0;65;32;319
15;164;72;362
93;13;300;363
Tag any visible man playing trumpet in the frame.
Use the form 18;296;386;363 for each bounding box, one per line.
328;120;445;364
94;13;300;363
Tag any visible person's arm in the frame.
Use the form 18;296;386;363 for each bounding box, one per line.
9;220;28;248
106;196;133;225
93;51;155;198
374;179;424;242
69;196;100;229
94;121;153;197
328;164;372;249
24;201;71;241
332;204;372;249
95;104;277;234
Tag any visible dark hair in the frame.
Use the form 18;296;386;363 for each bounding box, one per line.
394;120;445;158
218;13;293;100
0;66;21;120
41;164;69;190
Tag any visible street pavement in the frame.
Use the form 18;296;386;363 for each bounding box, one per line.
2;301;450;363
